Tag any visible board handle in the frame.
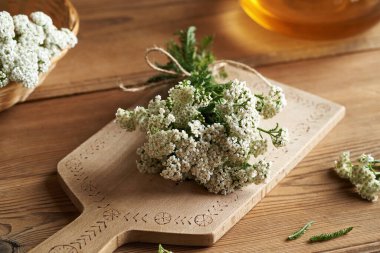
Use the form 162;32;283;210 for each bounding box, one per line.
29;209;124;253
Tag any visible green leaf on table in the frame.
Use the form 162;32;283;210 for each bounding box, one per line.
158;244;173;253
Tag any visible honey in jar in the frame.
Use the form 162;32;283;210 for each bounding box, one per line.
240;0;380;40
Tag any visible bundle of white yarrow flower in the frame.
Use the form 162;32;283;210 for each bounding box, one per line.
0;11;77;88
116;73;288;194
116;27;288;194
335;152;380;201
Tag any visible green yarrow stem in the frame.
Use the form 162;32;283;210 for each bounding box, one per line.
371;168;380;179
309;227;353;243
287;221;314;240
158;244;172;253
258;123;288;148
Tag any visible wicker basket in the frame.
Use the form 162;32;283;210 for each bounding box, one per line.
0;0;79;112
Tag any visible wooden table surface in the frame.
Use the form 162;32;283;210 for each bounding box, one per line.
1;1;380;253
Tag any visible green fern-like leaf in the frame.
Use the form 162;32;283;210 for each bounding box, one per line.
309;227;353;242
149;26;215;82
287;221;314;240
158;244;172;253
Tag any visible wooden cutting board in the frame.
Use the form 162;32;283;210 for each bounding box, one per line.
30;62;345;253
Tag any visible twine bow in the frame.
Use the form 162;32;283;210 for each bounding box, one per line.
120;46;272;92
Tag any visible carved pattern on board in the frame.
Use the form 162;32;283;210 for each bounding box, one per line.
64;158;83;174
49;245;78;253
50;207;122;251
120;194;238;228
68;220;108;250
194;214;213;227
286;90;316;108
103;208;120;221
174;215;193;225
80;177;106;203
124;212;149;223
308;103;331;122
154;212;172;225
81;139;106;158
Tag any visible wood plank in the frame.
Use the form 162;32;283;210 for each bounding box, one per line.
25;0;380;101
0;49;379;252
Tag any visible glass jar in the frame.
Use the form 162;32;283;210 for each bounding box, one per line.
240;0;380;40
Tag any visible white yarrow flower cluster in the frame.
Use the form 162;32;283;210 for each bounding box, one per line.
335;152;380;201
256;85;287;119
116;76;288;194
0;11;77;88
334;151;352;179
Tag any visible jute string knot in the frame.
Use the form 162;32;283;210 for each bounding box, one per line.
120;46;272;92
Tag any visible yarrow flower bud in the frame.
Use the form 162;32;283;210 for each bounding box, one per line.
358;154;375;165
334;151;352;179
357;180;380;202
351;164;376;185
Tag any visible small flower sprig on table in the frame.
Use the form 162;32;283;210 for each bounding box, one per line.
116;27;289;194
335;152;380;201
0;11;77;88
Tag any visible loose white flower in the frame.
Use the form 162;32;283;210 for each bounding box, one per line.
334;152;380;202
0;11;77;88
